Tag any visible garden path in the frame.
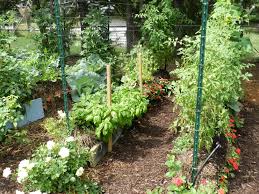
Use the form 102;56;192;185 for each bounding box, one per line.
229;63;259;194
88;98;175;194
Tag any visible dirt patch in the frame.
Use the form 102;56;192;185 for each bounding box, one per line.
229;63;259;194
87;98;175;194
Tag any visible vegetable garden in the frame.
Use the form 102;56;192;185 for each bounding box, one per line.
0;0;259;194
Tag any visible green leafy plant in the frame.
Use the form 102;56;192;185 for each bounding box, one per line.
71;87;148;142
122;45;159;84
0;11;16;50
66;54;106;101
81;8;113;62
172;1;253;150
138;0;191;66
14;138;101;194
0;95;23;141
42;115;70;141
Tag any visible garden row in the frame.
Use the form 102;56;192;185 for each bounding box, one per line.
147;1;254;194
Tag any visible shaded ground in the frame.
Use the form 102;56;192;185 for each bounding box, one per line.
88;98;175;194
229;63;259;194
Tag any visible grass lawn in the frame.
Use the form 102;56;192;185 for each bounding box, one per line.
11;30;81;55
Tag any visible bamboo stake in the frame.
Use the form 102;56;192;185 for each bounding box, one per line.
138;51;143;94
107;64;112;152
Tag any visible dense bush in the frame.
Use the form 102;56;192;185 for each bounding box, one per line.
81;8;113;62
138;0;190;66
172;1;253;150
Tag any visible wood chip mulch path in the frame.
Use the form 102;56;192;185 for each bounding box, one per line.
229;63;259;194
88;98;176;194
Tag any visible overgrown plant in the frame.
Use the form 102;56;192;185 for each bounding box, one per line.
81;8;113;62
138;0;190;67
172;0;253;150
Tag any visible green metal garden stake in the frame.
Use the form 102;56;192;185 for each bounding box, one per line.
54;0;70;130
191;0;209;183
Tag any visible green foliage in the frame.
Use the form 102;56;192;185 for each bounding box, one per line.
0;11;16;50
0;51;37;101
71;87;148;142
165;155;182;178
42;117;69;141
67;54;106;101
16;139;101;194
138;0;190;64
0;95;23;141
18;50;60;82
172;1;253;150
81;8;113;62
33;6;58;52
122;45;159;84
171;133;193;155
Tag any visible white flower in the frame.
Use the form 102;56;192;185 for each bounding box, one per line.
29;191;42;194
46;140;55;150
45;157;52;162
17;169;28;183
18;159;30;169
66;136;75;142
57;110;66;119
58;147;70;158
75;167;84;177
3;167;11;178
27;162;35;170
16;190;25;194
70;177;76;182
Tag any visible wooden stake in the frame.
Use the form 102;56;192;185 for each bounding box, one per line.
106;64;112;152
138;51;143;94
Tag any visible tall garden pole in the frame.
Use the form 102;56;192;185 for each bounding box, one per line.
107;64;113;152
54;0;70;130
191;0;209;183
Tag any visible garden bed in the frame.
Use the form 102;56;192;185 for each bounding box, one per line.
87;98;176;193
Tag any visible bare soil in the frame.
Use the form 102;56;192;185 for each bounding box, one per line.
229;63;259;194
88;98;175;194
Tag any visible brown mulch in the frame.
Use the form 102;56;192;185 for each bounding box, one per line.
87;98;175;194
229;63;259;194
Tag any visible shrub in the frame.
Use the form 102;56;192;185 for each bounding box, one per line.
15;138;101;193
